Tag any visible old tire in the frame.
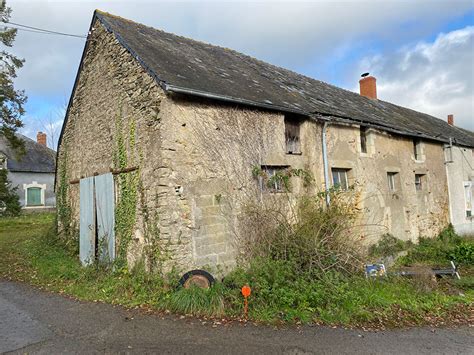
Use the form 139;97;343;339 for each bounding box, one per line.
179;269;215;289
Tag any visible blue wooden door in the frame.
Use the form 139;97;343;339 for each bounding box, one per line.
79;177;95;265
95;173;115;262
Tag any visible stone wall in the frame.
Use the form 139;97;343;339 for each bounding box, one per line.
56;20;164;266
58;17;452;275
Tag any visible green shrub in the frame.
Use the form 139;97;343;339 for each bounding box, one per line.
369;233;410;258
397;225;474;266
0;169;21;217
448;243;474;265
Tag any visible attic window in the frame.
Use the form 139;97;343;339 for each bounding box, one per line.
360;127;368;153
413;139;422;160
285;115;301;154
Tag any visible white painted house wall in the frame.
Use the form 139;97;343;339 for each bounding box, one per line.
445;144;474;235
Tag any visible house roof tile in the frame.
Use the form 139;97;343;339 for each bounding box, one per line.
93;11;474;147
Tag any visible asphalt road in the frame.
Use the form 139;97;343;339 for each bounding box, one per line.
1;280;473;354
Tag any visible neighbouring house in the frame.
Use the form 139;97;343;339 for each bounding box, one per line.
0;132;56;210
444;115;474;235
56;10;474;271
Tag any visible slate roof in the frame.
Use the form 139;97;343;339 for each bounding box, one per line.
0;134;56;173
91;11;474;147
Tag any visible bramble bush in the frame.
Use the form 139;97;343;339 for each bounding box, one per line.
238;187;365;278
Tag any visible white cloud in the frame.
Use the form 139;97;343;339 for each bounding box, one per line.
355;26;474;130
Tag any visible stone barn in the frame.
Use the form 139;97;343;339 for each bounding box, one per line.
57;11;474;273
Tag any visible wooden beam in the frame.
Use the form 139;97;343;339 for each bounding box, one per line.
69;166;138;184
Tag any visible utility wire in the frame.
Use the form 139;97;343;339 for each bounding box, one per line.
2;21;86;38
3;24;68;36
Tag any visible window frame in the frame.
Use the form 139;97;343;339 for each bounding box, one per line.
360;127;368;154
464;181;473;218
415;174;425;192
26;187;42;206
284;115;302;155
332;168;350;191
387;172;398;192
23;181;47;207
260;165;289;193
413;139;422;161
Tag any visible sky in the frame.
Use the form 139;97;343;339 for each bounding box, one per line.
5;0;474;149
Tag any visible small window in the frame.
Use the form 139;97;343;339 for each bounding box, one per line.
285;115;301;154
26;187;42;206
332;168;350;190
464;182;472;218
415;174;425;192
413;139;422;160
360;127;367;153
260;166;288;192
387;172;398;192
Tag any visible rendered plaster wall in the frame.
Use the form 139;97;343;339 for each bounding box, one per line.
157;96;323;272
9;171;55;208
326;124;449;242
445;145;474;235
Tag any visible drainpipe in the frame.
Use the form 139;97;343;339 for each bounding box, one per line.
322;122;331;207
444;137;454;225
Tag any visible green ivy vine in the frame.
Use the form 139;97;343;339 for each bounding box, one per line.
114;109;139;264
252;166;313;192
56;148;73;237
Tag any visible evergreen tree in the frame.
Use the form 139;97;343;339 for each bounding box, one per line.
1;0;27;154
0;1;26;216
0;168;21;216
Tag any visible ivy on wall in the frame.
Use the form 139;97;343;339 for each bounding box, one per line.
114;108;139;264
252;166;314;192
113;107;166;270
56;146;78;252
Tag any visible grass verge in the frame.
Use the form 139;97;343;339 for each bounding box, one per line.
0;213;472;328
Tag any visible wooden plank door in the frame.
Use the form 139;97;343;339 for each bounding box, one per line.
94;173;115;262
79;177;95;266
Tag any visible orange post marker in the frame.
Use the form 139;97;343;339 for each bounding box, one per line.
241;285;251;318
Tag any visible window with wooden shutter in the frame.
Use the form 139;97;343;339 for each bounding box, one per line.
27;187;42;206
285;115;301;154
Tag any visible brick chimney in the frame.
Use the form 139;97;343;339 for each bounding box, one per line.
37;131;47;146
447;114;454;126
359;75;377;99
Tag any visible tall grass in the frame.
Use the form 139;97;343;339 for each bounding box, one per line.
0;213;472;327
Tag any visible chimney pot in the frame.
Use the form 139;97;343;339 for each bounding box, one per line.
37;131;47;146
447;114;454;126
359;75;377;99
